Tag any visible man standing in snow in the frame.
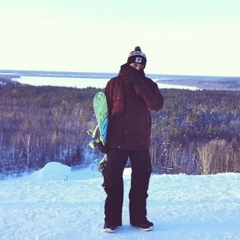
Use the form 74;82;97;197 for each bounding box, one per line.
102;46;164;233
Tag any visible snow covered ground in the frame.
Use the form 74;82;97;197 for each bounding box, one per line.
0;162;239;240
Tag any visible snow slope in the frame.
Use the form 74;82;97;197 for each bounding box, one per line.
0;162;239;240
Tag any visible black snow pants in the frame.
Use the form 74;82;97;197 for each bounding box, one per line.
102;149;152;226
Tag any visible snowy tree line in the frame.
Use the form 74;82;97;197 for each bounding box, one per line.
150;89;240;174
0;83;240;178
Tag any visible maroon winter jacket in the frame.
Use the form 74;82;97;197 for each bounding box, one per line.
105;64;164;150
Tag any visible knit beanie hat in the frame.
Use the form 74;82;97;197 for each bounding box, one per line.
127;46;147;67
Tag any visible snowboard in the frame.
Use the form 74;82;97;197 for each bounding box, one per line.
91;91;108;146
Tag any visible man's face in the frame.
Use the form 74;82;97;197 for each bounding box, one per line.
130;63;145;71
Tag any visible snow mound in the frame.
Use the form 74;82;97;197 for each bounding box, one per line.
29;162;71;181
24;162;102;181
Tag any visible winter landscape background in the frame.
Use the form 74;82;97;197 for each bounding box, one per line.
0;71;240;239
1;0;240;238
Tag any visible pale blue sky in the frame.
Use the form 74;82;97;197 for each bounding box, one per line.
0;0;239;76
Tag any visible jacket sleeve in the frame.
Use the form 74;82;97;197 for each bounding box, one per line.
134;78;164;111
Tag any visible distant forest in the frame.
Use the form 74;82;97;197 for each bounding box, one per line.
0;82;240;178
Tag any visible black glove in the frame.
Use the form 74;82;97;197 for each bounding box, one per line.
96;141;109;153
126;65;143;86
